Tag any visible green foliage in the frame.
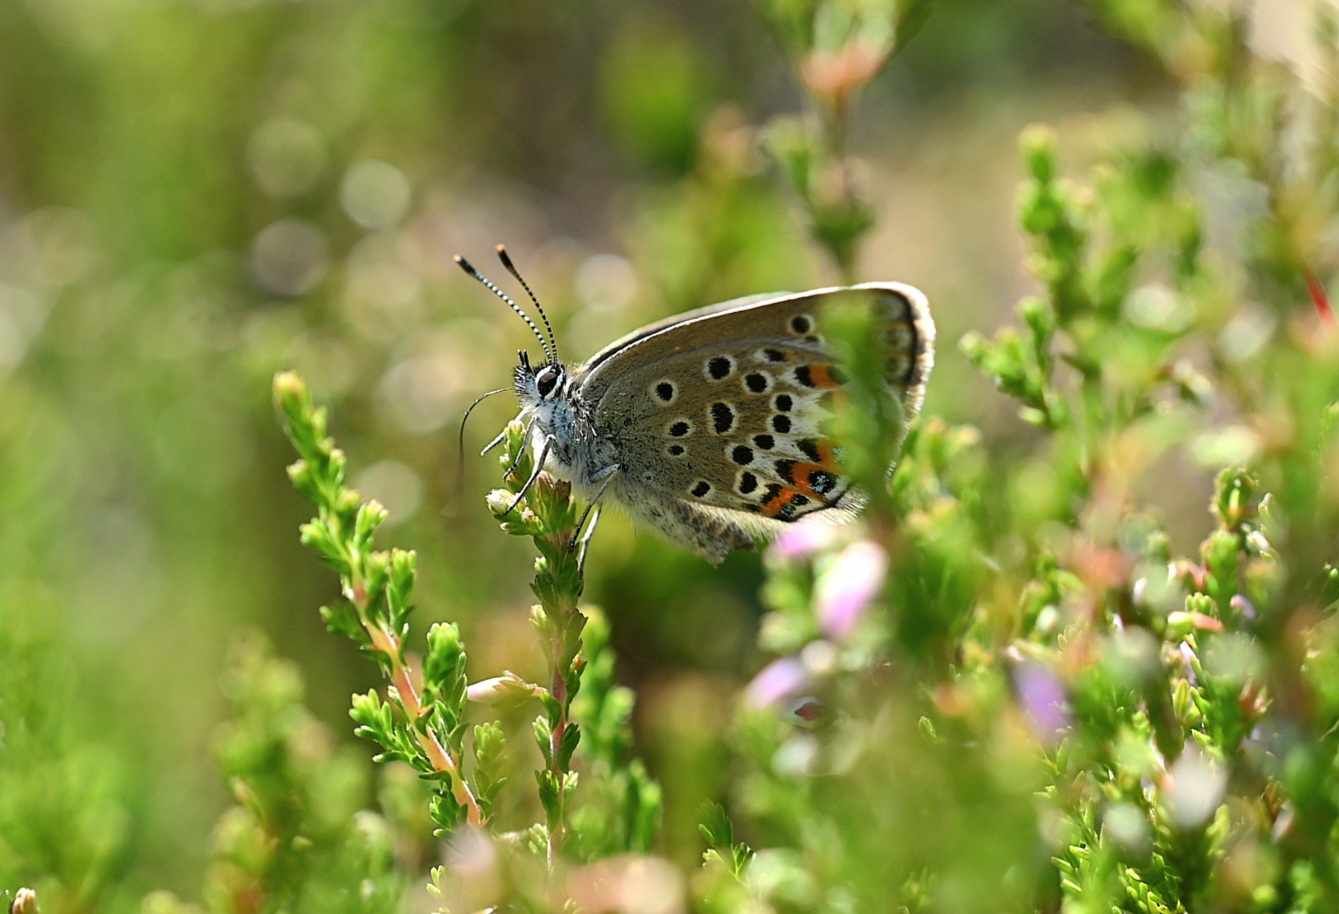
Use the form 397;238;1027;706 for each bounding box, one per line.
699;802;754;877
0;625;135;914
695;3;1339;912
601;21;716;174
568;608;663;858
275;371;485;834
278;379;661;900
281;4;1337;911
7;1;1339;912
490;419;592;865
757;0;935;276
145;635;404;914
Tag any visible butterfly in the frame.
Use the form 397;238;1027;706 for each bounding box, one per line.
457;245;935;565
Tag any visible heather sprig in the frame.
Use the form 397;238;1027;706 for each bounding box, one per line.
486;420;662;867
273;371;486;832
487;419;588;867
277;380;658;885
759;0;933;277
961;125;1206;436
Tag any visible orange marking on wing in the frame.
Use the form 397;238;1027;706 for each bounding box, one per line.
806;364;844;389
805;439;840;471
760;486;803;519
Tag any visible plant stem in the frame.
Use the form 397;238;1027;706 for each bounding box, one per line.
535;508;583;868
547;662;569;868
356;586;483;826
489;424;588;867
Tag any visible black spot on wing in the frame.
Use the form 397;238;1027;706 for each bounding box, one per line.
706;356;733;380
710;402;736;434
744;372;769;393
810;471;837;495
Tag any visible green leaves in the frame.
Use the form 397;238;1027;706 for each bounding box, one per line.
568;608;663;859
253;0;1339;903
699;802;754;878
766;116;875;278
471;723;508;820
422;622;468;750
949;86;1339;909
275;372;484;831
350;690;410;764
195;635;406;913
724;11;1339;904
966;124;1214;442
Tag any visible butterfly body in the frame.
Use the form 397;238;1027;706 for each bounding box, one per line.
495;280;935;564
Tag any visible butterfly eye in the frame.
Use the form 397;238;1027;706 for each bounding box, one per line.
535;366;561;399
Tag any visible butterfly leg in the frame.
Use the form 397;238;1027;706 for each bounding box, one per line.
576;505;601;577
479;426;509;457
570;464;620;557
500;434;554;517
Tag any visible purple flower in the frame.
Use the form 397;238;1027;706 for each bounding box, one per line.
1230;594;1258;621
1014;662;1071;744
815;540;887;640
744;657;809;709
767;522;840;561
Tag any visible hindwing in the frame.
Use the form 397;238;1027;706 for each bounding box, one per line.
575;284;934;526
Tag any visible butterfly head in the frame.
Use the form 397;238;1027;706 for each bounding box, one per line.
513;349;568;407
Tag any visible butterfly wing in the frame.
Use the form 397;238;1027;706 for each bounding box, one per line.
574;283;934;542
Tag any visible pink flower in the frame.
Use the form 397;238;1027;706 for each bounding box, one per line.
1013;662;1070;744
744;657;809;709
815;540;887;640
767;522;840;561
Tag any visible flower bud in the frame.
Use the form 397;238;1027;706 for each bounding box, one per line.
10;889;38;914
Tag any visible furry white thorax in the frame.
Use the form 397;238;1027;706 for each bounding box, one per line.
516;367;619;494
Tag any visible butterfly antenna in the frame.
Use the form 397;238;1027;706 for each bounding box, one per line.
495;243;559;363
454;254;555;362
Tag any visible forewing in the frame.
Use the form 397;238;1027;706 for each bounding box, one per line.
577;284;934;524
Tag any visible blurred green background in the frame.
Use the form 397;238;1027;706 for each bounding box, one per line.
2;0;1306;903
